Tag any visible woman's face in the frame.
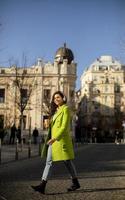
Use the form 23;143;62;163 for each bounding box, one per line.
54;94;64;107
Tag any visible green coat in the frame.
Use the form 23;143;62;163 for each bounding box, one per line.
41;104;74;161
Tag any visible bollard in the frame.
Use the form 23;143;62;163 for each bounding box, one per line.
39;139;42;156
0;139;1;164
15;139;19;160
28;139;31;158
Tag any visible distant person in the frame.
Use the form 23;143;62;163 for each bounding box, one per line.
16;126;21;143
115;130;120;145
32;127;39;144
9;124;17;144
0;128;4;143
72;114;78;143
32;91;80;194
75;120;82;143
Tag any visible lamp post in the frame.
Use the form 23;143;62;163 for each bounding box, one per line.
28;114;32;158
92;127;97;143
0;138;1;164
122;121;125;143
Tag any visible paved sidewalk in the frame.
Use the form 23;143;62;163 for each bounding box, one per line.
0;142;83;164
1;144;125;199
0;143;41;164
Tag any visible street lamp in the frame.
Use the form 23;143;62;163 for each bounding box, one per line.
122;120;125;143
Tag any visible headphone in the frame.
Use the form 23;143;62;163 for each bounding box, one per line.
63;95;66;102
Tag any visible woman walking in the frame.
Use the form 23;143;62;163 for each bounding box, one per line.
32;91;80;194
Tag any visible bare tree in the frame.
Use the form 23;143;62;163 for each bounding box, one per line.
42;95;51;115
8;56;37;149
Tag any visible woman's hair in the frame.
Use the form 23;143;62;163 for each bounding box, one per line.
50;91;67;116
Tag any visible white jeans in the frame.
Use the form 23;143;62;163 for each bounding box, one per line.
42;145;77;181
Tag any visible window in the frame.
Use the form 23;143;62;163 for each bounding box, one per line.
0;89;5;103
105;96;108;103
105;77;109;83
0;115;4;129
105;85;108;92
23;115;26;129
43;89;51;100
43;115;49;129
1;69;5;74
115;84;120;93
70;90;74;97
23;69;27;74
99;65;108;71
21;89;28;103
20;115;26;129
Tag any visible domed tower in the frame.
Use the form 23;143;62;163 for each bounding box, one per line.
53;43;77;108
55;43;74;64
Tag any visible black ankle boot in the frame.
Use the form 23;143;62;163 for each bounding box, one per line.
67;178;80;192
32;180;47;194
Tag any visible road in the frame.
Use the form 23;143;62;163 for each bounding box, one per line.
0;143;125;200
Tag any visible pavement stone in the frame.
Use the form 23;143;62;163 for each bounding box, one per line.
1;143;125;200
0;143;41;164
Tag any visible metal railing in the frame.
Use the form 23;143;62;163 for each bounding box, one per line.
0;138;44;164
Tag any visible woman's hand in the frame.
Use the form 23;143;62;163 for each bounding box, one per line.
47;138;56;145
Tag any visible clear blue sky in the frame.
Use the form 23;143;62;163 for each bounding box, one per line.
0;0;125;89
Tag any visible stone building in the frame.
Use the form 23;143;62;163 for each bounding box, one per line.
79;55;125;142
0;44;77;136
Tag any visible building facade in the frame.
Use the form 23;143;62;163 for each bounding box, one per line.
79;55;125;141
0;44;77;136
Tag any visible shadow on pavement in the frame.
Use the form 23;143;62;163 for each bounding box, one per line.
85;187;125;192
46;187;125;195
